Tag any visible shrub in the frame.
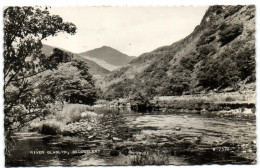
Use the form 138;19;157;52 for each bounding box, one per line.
198;44;216;56
38;119;64;135
216;8;224;14
224;5;243;19
218;23;243;46
208;104;223;111
235;45;255;80
130;92;152;111
224;96;236;102
197;29;217;46
180;54;198;71
131;150;169;165
230;39;248;52
197;57;240;89
196;44;216;61
40;123;60;135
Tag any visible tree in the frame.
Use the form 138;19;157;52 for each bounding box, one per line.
4;7;76;132
197;57;240;90
129;92;151;111
45;48;73;70
180;54;197;71
38;60;98;105
235;45;255;81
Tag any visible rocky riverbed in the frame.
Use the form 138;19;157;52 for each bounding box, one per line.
6;107;256;166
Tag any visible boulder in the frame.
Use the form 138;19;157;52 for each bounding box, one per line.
110;150;119;156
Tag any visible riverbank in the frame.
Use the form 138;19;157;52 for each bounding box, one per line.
8;107;256;166
25;104;100;136
97;91;256;119
23;91;256;139
8;91;255;166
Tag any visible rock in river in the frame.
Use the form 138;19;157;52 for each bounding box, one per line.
110;150;119;156
112;137;123;142
176;127;181;131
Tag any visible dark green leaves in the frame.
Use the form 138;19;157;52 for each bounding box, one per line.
4;6;77;131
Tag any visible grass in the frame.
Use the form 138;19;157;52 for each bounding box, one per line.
157;92;255;104
155;92;255;112
56;104;94;124
157;93;255;103
29;103;98;135
131;150;169;165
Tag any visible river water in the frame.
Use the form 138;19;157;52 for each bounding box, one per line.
6;107;256;166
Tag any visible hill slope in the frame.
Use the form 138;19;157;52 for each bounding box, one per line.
102;5;255;99
79;46;135;67
42;44;110;78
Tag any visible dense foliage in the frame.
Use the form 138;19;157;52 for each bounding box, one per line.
38;51;98;105
4;7;76;132
218;23;243;46
103;5;255;99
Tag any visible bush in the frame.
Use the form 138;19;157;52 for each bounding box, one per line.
40;123;60;135
217;43;255;82
224;5;243;18
180;54;198;71
218;23;243;46
164;99;206;110
224;96;236;102
38;119;64;135
197;57;240;89
130;92;152;111
197;29;217;46
230;39;248;51
131;150;169;165
196;44;216;61
235;45;255;80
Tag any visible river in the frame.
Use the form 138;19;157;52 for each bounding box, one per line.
6;107;256;166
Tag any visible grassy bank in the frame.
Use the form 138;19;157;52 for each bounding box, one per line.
156;91;255;104
155;92;255;116
96;92;255;118
28;104;99;135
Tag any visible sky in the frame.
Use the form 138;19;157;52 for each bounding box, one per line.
43;6;209;56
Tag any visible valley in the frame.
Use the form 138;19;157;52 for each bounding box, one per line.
4;5;256;166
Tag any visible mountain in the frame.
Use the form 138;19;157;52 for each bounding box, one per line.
79;46;136;68
41;44;110;78
102;5;255;99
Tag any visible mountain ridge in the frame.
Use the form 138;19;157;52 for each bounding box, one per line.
102;5;255;99
41;44;110;78
79;46;136;66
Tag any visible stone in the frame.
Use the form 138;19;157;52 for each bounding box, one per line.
87;126;93;131
88;135;94;140
112;137;123;142
121;148;129;156
161;138;169;142
176;127;181;131
110;150;119;156
115;146;126;151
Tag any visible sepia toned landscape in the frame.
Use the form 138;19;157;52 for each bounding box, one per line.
4;5;256;166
